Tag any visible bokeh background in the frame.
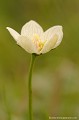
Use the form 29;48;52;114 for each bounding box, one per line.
0;0;79;120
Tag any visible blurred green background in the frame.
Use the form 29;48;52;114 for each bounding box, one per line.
0;0;79;120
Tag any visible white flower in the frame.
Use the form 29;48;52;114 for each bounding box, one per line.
6;20;63;54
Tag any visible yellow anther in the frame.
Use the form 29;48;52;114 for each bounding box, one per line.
32;34;45;51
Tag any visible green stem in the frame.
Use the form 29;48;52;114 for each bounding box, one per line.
28;54;36;120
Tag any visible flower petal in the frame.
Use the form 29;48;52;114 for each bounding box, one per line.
41;34;58;54
17;36;39;54
21;20;43;39
43;26;63;41
6;27;20;41
41;26;63;53
53;26;63;48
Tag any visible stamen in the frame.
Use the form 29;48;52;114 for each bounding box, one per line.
32;34;45;51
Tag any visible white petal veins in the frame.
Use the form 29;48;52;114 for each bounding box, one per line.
21;20;43;40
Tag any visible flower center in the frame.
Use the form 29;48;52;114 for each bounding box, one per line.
32;34;45;51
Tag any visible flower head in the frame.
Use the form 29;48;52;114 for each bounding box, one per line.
6;20;63;54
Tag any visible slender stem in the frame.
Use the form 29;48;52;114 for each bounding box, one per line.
28;53;36;120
